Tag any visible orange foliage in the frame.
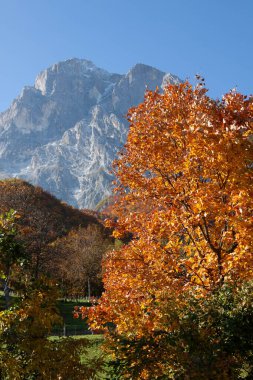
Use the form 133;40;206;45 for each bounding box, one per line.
85;81;253;339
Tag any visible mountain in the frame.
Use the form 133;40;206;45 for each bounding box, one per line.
0;58;181;208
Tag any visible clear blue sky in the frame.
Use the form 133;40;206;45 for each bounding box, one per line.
0;0;252;112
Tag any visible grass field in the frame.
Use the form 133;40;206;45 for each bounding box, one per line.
57;299;89;324
50;335;111;378
54;302;112;376
1;294;113;377
0;294;91;334
55;299;90;334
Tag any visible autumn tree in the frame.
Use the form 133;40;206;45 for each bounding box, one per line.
82;81;253;379
0;179;103;279
52;224;114;298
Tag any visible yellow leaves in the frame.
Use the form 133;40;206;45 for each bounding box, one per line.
87;81;253;350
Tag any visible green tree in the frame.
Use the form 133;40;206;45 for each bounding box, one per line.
0;210;26;308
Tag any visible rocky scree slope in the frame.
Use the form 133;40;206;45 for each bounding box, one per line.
0;58;181;208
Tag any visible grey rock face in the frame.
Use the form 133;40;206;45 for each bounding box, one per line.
0;58;181;208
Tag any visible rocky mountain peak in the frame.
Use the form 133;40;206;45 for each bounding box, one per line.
127;62;165;78
0;59;182;208
34;58;112;97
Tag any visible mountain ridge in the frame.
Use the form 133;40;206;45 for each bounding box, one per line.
0;58;181;208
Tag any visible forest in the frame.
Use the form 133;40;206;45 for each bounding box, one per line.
0;81;252;379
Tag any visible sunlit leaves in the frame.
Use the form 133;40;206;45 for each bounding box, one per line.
109;82;253;291
86;81;253;378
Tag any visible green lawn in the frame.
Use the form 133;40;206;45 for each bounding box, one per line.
50;335;112;379
76;335;114;379
55;299;90;334
0;295;91;335
1;294;113;377
57;299;90;325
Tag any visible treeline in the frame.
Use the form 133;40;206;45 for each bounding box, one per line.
0;179;113;298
